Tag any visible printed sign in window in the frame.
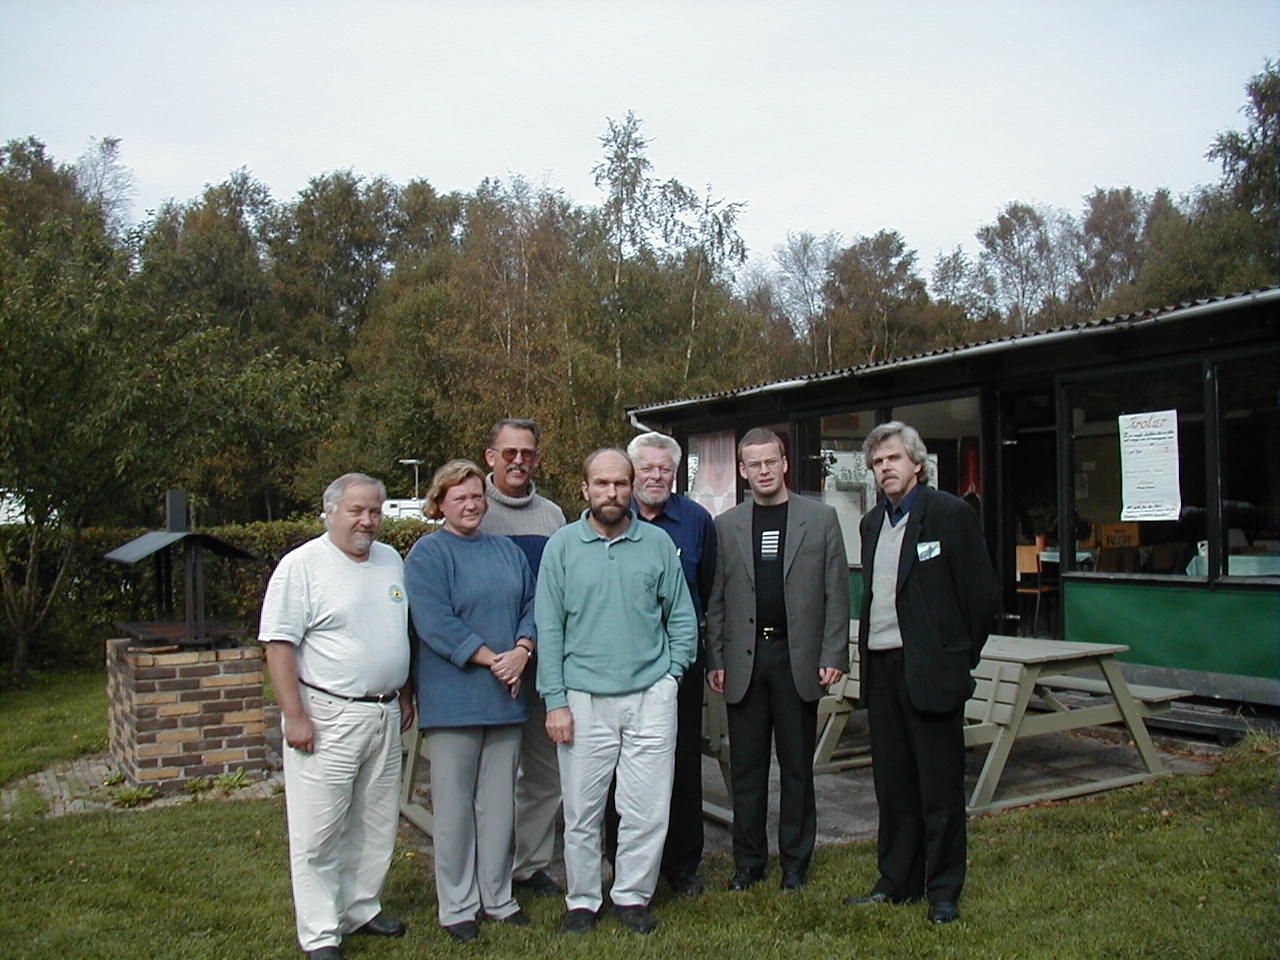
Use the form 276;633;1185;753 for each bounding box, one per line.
1118;409;1181;521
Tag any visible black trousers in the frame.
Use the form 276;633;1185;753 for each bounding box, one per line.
866;647;967;904
662;654;706;878
604;654;705;880
725;635;817;877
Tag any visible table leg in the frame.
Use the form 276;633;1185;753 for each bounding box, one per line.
702;689;734;824
398;724;433;835
1097;657;1166;776
969;664;1039;810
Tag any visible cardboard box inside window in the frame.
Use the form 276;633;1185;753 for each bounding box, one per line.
1101;522;1140;547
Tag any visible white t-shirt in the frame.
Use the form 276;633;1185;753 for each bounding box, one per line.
259;534;410;697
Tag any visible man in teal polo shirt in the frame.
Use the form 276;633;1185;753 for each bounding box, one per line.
536;448;697;936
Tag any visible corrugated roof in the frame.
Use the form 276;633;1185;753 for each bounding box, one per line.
628;287;1280;418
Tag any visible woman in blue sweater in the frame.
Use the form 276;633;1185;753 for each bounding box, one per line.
405;459;537;942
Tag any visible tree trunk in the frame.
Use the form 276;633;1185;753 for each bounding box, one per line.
0;523;80;684
683;253;704;382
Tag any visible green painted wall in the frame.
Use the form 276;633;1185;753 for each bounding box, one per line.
1064;580;1279;680
848;568;863;617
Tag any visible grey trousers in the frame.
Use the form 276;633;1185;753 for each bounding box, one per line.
512;694;562;880
426;724;522;925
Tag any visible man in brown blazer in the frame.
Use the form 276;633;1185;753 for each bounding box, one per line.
706;427;849;891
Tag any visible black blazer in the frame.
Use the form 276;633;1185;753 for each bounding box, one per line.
857;485;998;713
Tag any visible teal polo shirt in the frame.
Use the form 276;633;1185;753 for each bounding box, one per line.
535;509;697;711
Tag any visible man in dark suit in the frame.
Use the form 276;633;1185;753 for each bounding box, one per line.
844;421;997;924
707;427;849;892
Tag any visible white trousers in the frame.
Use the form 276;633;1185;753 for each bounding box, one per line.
513;693;562;880
282;687;402;951
426;724;522;925
558;676;678;912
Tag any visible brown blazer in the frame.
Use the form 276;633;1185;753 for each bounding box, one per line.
706;492;850;703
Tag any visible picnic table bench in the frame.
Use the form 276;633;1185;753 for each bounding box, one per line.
702;632;1191;820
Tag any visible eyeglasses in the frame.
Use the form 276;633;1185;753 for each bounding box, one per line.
493;447;539;463
742;457;783;473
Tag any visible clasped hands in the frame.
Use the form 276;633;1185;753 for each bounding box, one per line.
488;640;532;699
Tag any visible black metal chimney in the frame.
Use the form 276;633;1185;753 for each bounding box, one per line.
165;490;188;533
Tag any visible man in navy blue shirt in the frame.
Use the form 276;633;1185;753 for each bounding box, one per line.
620;430;717;896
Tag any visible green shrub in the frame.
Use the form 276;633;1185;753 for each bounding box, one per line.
0;518;435;674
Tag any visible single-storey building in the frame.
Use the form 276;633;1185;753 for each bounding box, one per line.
628;287;1279;705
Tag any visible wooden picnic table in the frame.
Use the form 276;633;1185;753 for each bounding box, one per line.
964;634;1189;812
702;632;1190;822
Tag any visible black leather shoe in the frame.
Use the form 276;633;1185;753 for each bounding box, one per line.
305;948;342;960
728;868;764;891
351;911;406;937
614;904;658;934
929;900;960;924
514;869;563;895
665;872;704;896
781;871;806;891
497;909;530;926
559;908;598;934
444;919;479;942
843;890;898;906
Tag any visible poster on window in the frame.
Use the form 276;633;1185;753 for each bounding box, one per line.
1118;409;1181;521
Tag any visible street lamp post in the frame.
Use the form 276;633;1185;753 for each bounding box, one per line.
398;458;425;500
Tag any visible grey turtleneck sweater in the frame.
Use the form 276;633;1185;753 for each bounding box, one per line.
477;474;566;577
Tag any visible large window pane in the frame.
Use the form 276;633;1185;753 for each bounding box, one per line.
798;410;877;563
1069;367;1204;575
1218;353;1280;577
892;397;983;507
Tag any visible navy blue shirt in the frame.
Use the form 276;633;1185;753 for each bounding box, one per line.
887;483;922;527
631;491;717;624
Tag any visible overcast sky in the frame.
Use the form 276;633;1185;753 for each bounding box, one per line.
2;0;1275;274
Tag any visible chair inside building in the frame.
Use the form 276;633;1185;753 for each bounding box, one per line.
1015;544;1059;637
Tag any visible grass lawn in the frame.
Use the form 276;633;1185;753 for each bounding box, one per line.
0;672;107;785
0;676;1275;960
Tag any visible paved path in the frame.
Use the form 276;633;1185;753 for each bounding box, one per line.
3;708;1216;836
396;716;1221;879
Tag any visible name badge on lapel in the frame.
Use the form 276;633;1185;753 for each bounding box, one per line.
917;540;942;561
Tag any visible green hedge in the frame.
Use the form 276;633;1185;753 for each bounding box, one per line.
0;518;435;673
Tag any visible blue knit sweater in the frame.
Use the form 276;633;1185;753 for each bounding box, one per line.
405;528;536;728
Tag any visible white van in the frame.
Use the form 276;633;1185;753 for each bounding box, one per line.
381;498;427;520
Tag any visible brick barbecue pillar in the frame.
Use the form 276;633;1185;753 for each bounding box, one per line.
106;639;269;789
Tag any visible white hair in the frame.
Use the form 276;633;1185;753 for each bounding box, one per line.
321;473;386;518
627;431;682;469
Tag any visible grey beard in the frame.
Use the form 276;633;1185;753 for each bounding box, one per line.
634;488;670;508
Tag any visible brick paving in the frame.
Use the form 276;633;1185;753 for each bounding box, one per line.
0;707;284;820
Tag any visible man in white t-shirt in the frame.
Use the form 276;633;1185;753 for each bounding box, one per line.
260;473;415;960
